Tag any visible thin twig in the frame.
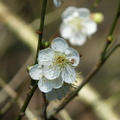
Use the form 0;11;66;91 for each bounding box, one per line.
16;0;48;120
101;0;120;61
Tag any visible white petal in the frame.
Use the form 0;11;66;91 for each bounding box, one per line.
38;77;52;93
82;20;97;35
62;65;76;83
50;76;63;89
46;84;69;101
53;0;61;7
43;63;61;80
51;37;69;52
29;64;43;80
55;84;69;100
69;32;87;46
60;23;72;39
56;88;66;100
62;7;77;20
77;8;91;19
65;47;80;66
38;48;54;65
46;89;57;101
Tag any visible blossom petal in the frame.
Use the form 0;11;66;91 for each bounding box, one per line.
43;63;61;80
38;48;54;65
77;8;91;19
65;47;80;66
50;76;63;89
29;64;43;80
38;77;52;93
51;37;69;52
62;7;77;20
46;89;57;101
56;86;68;100
69;32;87;46
62;65;76;83
46;84;69;101
60;23;72;39
82;20;97;35
53;0;61;7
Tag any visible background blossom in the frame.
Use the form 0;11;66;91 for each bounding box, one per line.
60;7;97;46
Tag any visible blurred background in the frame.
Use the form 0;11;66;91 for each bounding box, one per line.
0;0;120;120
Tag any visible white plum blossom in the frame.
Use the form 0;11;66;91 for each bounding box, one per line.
29;64;63;93
46;83;70;101
60;7;97;46
29;37;80;100
38;37;80;84
53;0;65;7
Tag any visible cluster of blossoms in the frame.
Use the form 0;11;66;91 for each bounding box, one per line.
29;1;103;101
29;37;80;101
59;7;97;46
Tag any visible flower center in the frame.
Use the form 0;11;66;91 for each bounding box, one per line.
53;52;75;69
56;56;65;64
69;17;83;30
54;52;67;67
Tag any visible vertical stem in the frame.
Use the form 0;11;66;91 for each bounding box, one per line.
101;0;120;61
16;0;48;120
15;82;38;120
31;0;48;85
36;0;48;61
41;93;49;120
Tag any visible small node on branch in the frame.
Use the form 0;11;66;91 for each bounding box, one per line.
27;86;33;96
36;31;42;34
19;112;25;117
42;40;50;48
107;36;113;43
29;85;33;90
79;54;83;57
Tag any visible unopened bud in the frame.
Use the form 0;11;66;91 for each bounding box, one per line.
91;13;104;24
107;35;113;42
42;40;50;48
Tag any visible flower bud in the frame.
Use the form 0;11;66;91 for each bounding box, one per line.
42;40;50;48
91;13;104;24
107;35;113;42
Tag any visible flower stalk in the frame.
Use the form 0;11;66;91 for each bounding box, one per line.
101;0;120;61
15;0;48;120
